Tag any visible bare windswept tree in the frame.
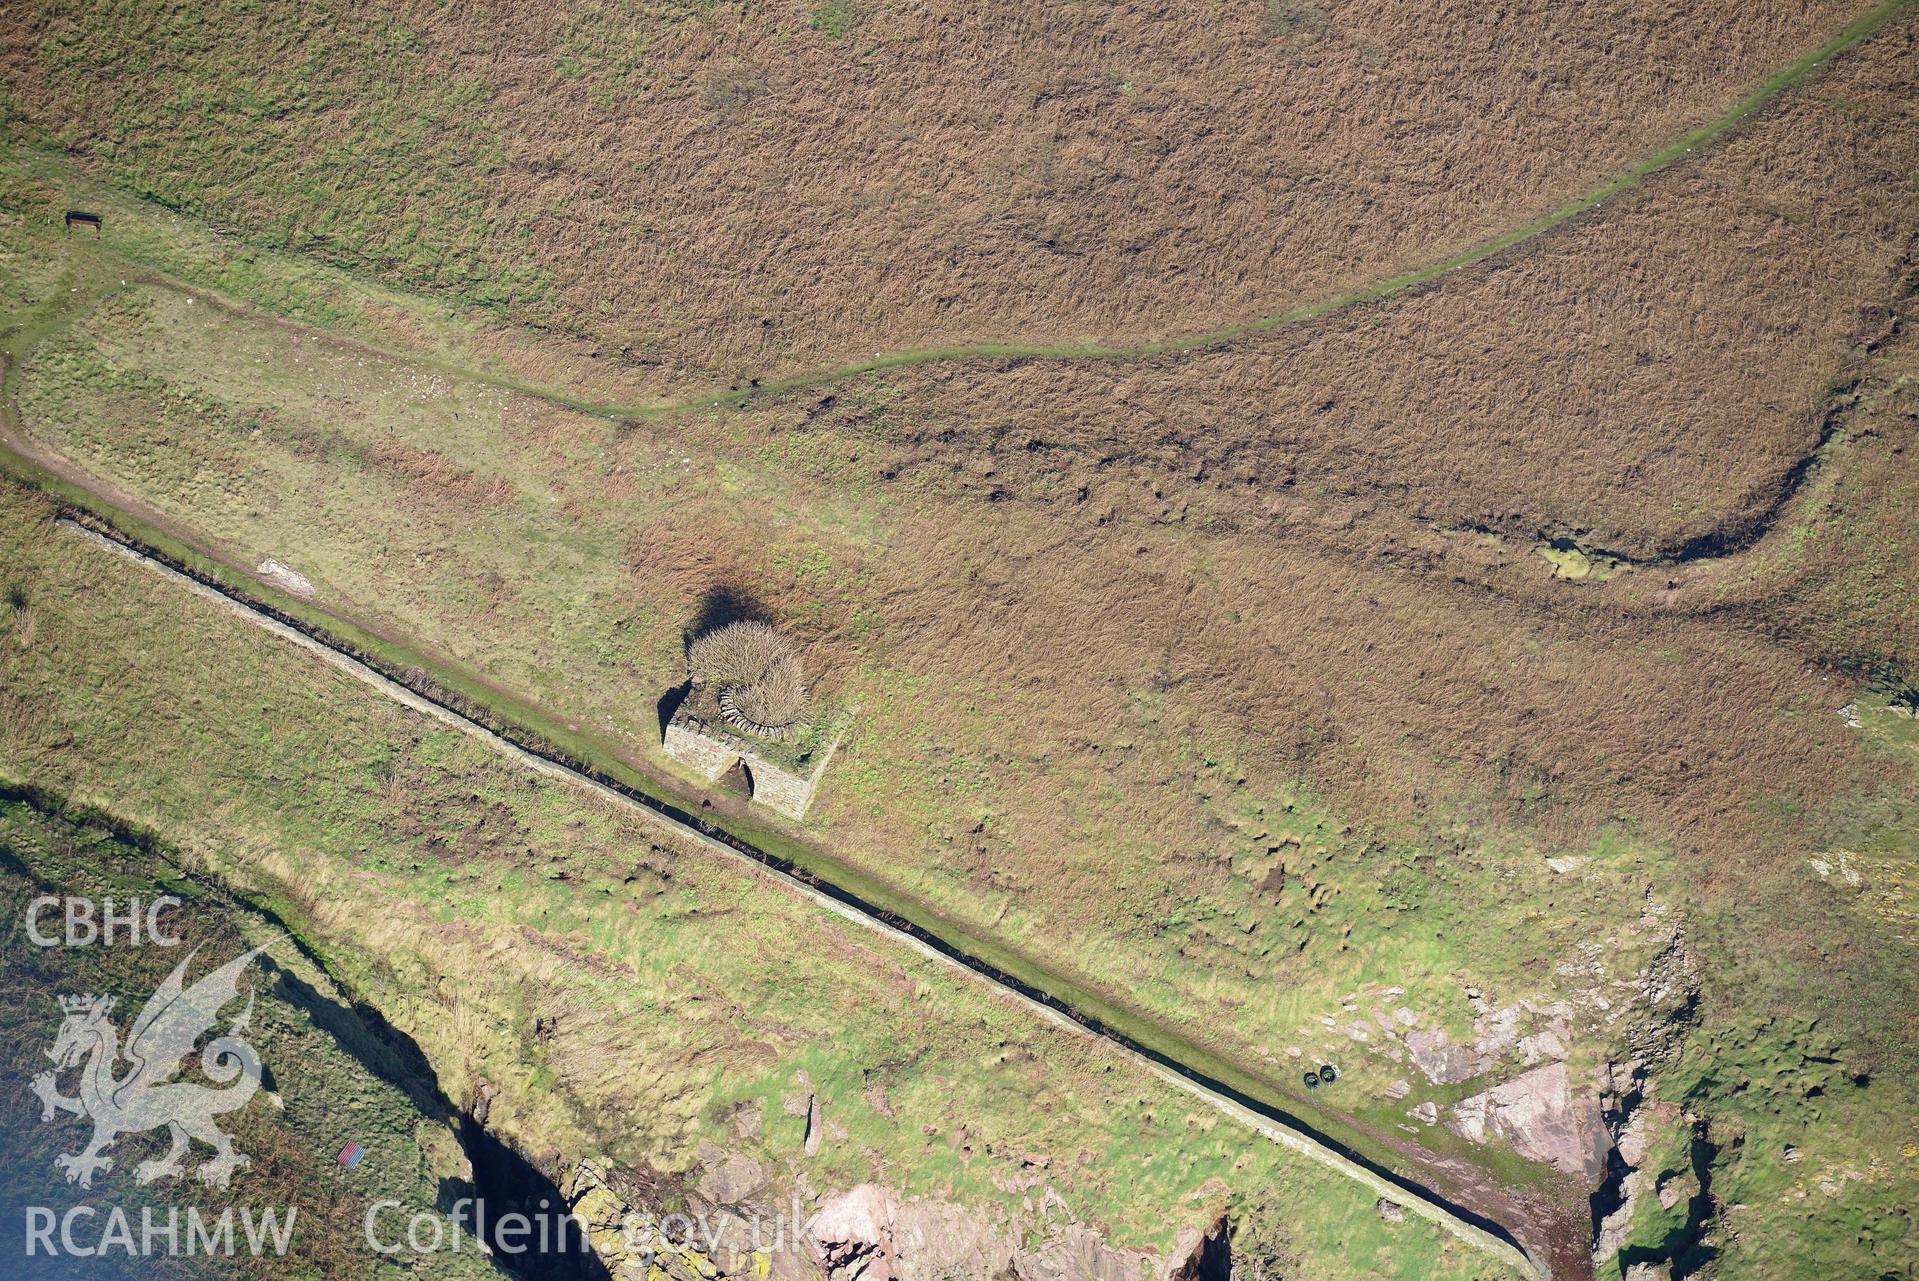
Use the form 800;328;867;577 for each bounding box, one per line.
730;651;804;727
689;620;808;734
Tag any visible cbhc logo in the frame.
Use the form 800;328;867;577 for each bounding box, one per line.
25;897;183;947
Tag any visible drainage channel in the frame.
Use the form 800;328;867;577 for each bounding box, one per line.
55;513;1550;1281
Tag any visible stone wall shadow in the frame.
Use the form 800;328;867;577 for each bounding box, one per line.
656;680;692;739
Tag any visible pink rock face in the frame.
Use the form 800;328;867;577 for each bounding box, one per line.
810;1184;899;1281
810;1184;899;1249
892;1201;1016;1280
1405;1027;1490;1085
1158;1226;1205;1281
1447;1061;1609;1181
808;1187;1154;1281
1015;1224;1156;1281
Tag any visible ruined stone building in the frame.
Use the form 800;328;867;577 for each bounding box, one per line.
661;620;841;819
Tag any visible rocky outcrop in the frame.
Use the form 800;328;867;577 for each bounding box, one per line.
1622;932;1701;1068
696;1140;769;1205
810;1185;899;1281
1157;1212;1228;1281
563;1154;1189;1281
892;1199;1019;1281
1448;1060;1609;1180
1404;997;1573;1087
807;1184;1159;1281
565;1160;726;1281
1588;1066;1715;1279
254;557;315;598
1013;1224;1154;1281
1405;1026;1490;1085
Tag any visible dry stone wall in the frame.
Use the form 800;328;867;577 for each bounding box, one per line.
663;710;839;820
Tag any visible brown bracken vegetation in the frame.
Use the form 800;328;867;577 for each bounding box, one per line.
690;619;808;731
0;0;1860;387
5;3;1919;1270
820;22;1919;560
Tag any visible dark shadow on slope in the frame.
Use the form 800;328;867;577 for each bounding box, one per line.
0;781;608;1281
687;583;771;640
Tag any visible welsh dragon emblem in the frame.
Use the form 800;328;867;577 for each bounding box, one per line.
30;943;272;1189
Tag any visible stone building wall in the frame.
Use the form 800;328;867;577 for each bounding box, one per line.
663;720;739;781
743;753;819;819
663;709;843;820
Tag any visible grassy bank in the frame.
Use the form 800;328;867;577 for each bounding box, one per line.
0;797;509;1281
0;477;1517;1277
0;205;1616;1211
2;5;1916;1271
8;113;1919;1270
